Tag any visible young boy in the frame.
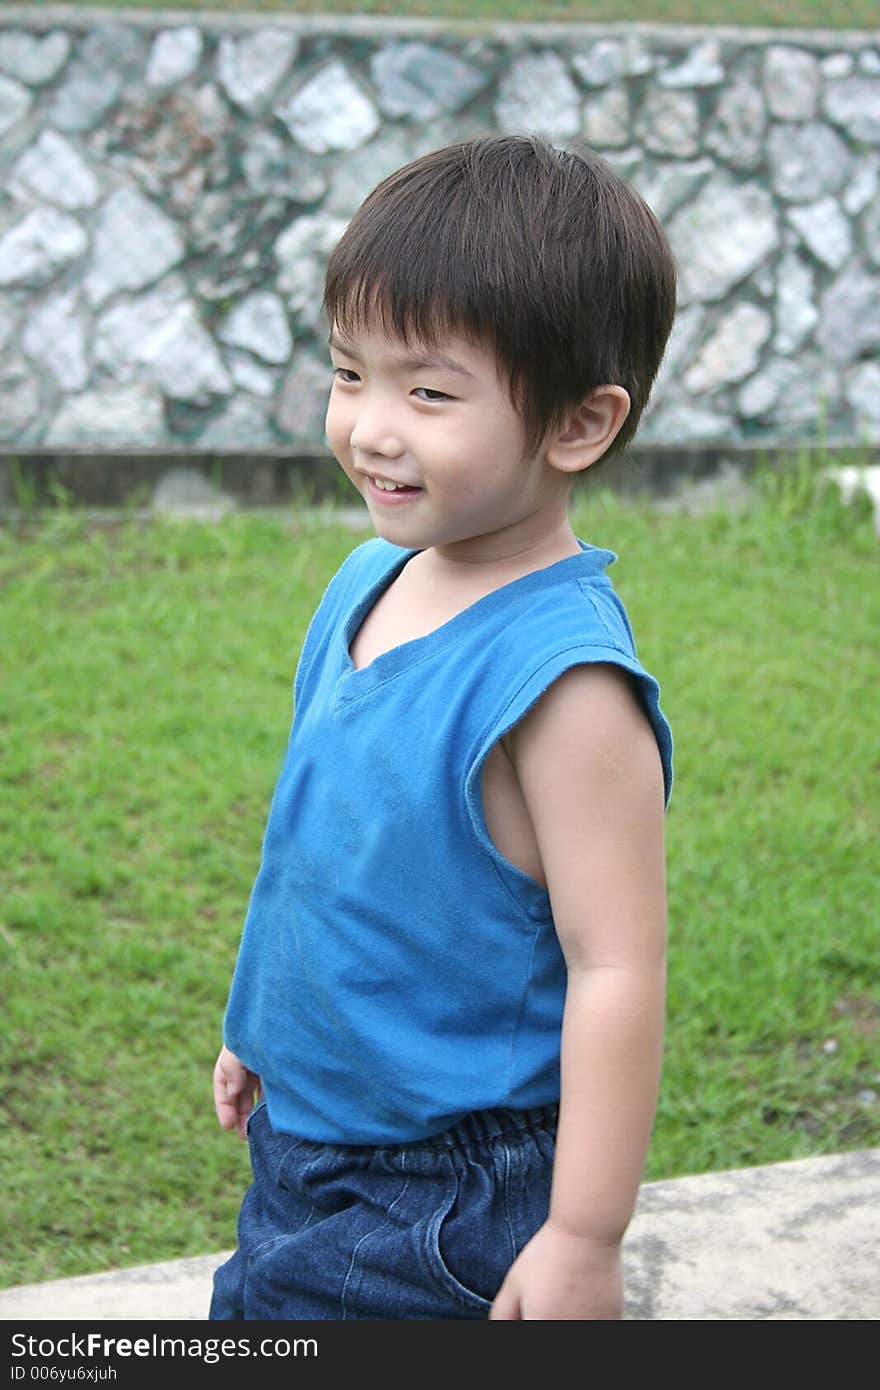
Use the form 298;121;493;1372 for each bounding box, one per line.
211;134;676;1321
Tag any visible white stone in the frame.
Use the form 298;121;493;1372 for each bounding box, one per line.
197;397;275;450
226;353;277;398
0;296;16;354
275;350;332;445
95;281;232;405
189;192;243;260
659;41;724;89
845;361;880;430
48;29;141;133
0;359;40;441
844;162;879;217
818;261;880;364
620;35;653;76
634;160;713;221
45;383;165;447
684;304;772;394
0;74;31;136
218;30;298;114
370;42;486;120
668;177;779;304
787;199;853;270
146;27;203;89
495;51;581;139
606;147;642;181
753;264;776;299
706;73;766;170
218;291;293;365
582;86;630;148
644;304;706;414
11;130;100;210
864;194;880;269
861;51;880;76
241;129;327;204
275;213;349;329
821;54;854;80
277;62;380;154
767;121;853;203
637;90;700;158
84;190;185;307
21;289;88;391
822;78;880;145
572;40;623;87
0;208;88;289
638;400;734;445
774;253;817;354
737;355;835;427
573;36;652;86
324;129;414;216
763;46;820;120
0;30;70;86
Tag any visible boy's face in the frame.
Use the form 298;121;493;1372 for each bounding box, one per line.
325;322;568;559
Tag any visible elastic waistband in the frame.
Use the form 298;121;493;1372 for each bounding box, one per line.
258;1097;559;1156
419;1101;559;1154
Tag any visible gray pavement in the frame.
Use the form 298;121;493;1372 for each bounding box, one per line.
1;1147;878;1321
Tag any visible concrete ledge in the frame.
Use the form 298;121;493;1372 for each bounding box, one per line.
4;446;878;514
624;1147;880;1320
3;7;878;45
1;1148;877;1322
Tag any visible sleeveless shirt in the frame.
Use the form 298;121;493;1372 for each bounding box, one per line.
223;537;673;1144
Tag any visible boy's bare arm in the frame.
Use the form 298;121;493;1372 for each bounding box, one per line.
214;1045;261;1140
489;663;667;1320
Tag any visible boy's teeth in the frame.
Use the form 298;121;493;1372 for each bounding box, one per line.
374;477;410;491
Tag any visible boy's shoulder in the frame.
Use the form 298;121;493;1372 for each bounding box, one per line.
478;543;674;807
505;542;635;658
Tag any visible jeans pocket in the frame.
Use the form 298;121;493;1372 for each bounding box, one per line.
422;1171;495;1315
245;1099;268;1140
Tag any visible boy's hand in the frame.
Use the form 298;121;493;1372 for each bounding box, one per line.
213;1045;261;1140
489;1220;623;1320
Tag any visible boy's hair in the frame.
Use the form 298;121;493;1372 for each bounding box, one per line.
323;133;677;457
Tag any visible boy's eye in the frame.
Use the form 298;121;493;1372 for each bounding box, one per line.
413;387;450;402
333;367;360;384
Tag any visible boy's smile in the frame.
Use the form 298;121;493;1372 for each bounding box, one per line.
325;323;573;563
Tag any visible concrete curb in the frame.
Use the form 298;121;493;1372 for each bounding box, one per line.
2;1148;877;1321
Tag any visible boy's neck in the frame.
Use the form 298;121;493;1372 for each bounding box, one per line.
415;512;582;586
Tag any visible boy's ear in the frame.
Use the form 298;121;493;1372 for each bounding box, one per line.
545;386;631;474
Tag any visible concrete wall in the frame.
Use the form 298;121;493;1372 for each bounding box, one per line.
1;6;879;465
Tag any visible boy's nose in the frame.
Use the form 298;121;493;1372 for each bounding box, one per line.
349;397;404;459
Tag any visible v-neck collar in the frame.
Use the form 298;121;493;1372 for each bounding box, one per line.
335;540;615;704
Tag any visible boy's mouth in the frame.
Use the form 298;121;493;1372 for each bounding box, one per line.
370;474;418;491
367;474;423;501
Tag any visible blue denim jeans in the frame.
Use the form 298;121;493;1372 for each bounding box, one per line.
210;1099;557;1320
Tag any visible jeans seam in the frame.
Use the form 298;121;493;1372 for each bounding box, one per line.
340;1166;411;1320
421;1161;492;1314
501;1142;518;1266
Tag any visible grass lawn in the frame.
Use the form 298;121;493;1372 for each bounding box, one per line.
1;464;878;1288
18;0;880;31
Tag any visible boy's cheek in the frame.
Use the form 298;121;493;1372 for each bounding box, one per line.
324;405;350;464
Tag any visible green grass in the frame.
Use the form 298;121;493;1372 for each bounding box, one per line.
1;462;878;1289
22;0;880;31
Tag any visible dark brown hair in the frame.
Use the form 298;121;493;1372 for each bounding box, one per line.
323;134;676;457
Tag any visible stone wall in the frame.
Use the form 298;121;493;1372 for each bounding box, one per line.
1;7;879;460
